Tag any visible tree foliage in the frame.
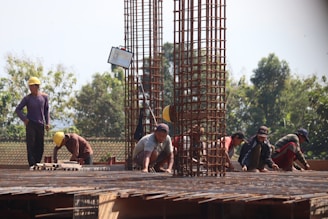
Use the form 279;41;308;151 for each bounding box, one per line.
250;53;290;129
74;68;125;137
163;42;174;106
226;53;328;159
1;50;327;160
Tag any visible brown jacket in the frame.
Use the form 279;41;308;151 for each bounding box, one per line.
53;133;93;162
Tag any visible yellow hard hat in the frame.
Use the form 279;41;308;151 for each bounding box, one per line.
163;105;171;122
53;132;65;147
28;77;41;85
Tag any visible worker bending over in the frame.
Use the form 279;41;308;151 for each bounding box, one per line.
220;131;246;171
53;132;94;165
272;128;310;171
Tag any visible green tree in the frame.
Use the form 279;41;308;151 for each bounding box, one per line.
250;53;290;130
304;75;328;159
226;75;250;134
163;42;174;106
0;55;77;139
74;69;125;137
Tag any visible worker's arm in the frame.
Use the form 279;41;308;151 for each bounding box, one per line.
142;151;152;172
53;146;61;163
224;150;234;170
166;152;174;173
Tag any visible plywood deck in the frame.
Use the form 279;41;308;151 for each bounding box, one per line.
0;169;327;203
0;167;328;218
0;168;328;218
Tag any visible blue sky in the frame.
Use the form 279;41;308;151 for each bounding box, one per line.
0;0;327;88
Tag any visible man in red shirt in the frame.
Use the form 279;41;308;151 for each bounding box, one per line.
220;131;246;171
156;125;204;171
272;128;310;171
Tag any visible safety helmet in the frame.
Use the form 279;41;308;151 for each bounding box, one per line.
53;132;65;147
163;105;171;122
28;77;41;85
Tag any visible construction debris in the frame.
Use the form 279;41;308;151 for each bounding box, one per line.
29;162;111;171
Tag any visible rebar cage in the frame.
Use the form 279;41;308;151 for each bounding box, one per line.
173;0;227;176
124;0;164;169
124;0;227;176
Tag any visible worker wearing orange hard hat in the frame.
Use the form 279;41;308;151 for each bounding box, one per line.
53;132;94;165
15;77;50;167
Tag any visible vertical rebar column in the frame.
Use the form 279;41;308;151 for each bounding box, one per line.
124;0;164;170
173;0;226;176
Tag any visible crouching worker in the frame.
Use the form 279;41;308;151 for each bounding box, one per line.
221;131;247;171
238;126;279;172
53;132;94;165
272;128;310;171
132;123;174;173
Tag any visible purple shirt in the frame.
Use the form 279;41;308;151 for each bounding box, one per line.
15;93;50;125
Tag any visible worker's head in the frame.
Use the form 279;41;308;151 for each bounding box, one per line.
162;105;171;122
28;77;41;86
296;128;310;143
53;132;65;147
162;105;177;123
256;126;269;142
231;131;246;146
28;77;41;94
154;123;169;143
189;125;204;143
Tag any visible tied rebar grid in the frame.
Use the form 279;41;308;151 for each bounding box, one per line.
124;0;164;169
173;0;227;176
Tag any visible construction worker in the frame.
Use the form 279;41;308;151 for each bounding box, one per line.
53;132;94;165
238;126;279;172
132;123;174;173
15;77;50;167
220;131;247;171
153;124;204;170
272;128;311;171
172;124;205;158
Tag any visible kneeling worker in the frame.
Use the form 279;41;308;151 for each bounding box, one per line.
272;128;310;171
133;123;174;173
53;132;94;165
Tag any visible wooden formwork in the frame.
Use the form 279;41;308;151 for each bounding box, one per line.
0;168;327;218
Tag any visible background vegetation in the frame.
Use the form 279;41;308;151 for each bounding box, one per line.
0;43;327;159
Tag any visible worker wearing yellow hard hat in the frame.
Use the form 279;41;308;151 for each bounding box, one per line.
162;105;171;122
28;76;41;85
162;105;176;123
53;131;65;146
53;132;94;165
15;76;50;167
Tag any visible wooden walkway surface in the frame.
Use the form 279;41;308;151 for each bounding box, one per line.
0;168;327;204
